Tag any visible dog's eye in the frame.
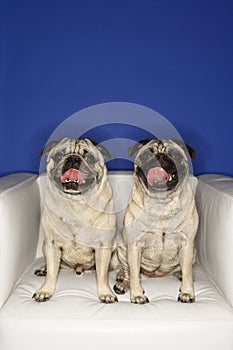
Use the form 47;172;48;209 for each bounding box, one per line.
53;152;63;162
143;149;154;160
85;153;96;163
170;151;181;160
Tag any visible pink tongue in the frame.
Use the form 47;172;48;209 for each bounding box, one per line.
147;167;169;186
61;168;84;184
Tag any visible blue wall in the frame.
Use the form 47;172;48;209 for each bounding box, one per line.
1;0;233;176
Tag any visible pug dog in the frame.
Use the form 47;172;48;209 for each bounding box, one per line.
33;138;117;303
114;139;198;304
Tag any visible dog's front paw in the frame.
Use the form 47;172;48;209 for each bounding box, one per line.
99;293;118;304
131;294;149;304
34;265;47;277
113;281;129;295
32;289;53;302
178;291;195;303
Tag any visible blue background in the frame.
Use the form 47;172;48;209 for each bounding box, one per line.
1;0;233;176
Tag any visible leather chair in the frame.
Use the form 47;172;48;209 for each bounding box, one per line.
0;172;233;350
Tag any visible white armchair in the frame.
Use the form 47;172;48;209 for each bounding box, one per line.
0;172;233;350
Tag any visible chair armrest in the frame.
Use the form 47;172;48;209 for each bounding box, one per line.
0;173;40;308
195;174;233;306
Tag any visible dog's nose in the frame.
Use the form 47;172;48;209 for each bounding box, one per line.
66;156;81;166
156;154;169;162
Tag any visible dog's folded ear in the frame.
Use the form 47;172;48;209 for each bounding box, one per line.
185;144;196;160
128;138;153;158
40;139;64;157
89;139;113;160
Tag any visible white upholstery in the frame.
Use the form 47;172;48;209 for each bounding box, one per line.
0;173;233;350
0;173;40;308
195;174;233;306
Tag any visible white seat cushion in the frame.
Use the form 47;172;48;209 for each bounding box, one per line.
0;258;232;350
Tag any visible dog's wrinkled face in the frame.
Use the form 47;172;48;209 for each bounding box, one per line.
130;139;195;193
42;138;111;195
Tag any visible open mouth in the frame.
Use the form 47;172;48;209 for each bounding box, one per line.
147;167;172;185
61;168;95;195
146;166;178;191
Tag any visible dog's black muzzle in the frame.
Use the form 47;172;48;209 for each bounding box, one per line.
60;155;96;195
136;151;186;192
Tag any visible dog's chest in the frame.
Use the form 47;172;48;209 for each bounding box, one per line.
60;239;95;268
43;194;115;247
141;231;184;269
